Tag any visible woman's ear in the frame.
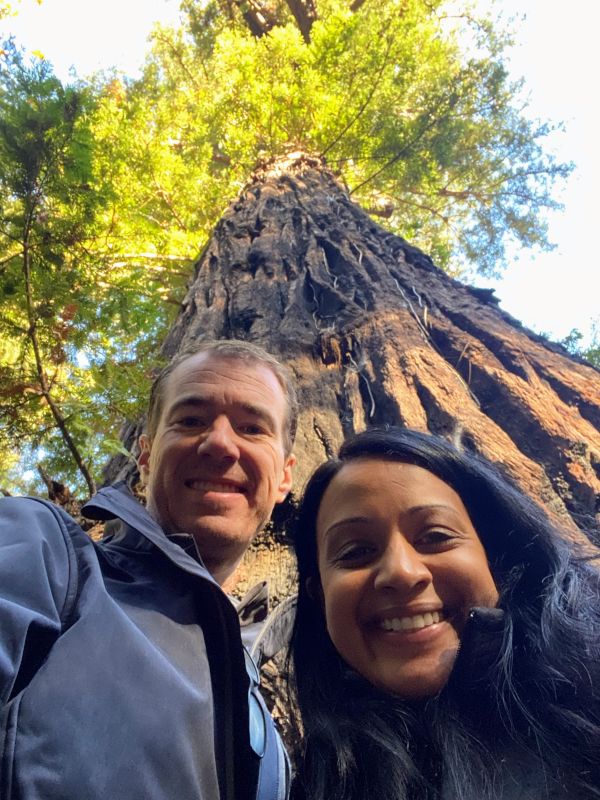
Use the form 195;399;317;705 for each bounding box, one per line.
306;576;323;604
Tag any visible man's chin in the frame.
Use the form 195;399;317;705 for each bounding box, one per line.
186;515;256;550
188;522;254;585
189;491;247;512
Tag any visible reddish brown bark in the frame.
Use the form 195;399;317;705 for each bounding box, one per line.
106;154;600;599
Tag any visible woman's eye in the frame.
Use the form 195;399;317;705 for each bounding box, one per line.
417;530;456;548
335;544;375;565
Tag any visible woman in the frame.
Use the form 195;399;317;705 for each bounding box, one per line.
289;428;600;800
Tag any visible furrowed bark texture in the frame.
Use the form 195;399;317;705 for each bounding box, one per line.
105;155;600;601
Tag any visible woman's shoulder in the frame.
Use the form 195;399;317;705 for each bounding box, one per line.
443;744;595;800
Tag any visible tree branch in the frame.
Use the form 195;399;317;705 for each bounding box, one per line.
22;215;97;497
349;93;458;196
0;247;22;268
321;33;394;157
153;182;188;230
233;0;278;37
393;193;455;229
284;0;317;43
152;31;200;89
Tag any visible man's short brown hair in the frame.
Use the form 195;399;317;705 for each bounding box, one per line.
146;340;298;455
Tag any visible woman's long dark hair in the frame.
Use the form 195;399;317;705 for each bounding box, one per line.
289;428;600;800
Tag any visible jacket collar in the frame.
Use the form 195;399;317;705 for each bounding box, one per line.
82;482;220;585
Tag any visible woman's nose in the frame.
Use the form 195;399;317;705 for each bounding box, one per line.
373;536;432;593
196;417;240;462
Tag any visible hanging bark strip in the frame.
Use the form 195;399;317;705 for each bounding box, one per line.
105;154;600;599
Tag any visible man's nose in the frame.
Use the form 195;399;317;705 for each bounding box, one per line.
373;535;432;593
195;417;240;462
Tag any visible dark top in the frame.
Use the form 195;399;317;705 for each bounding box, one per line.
0;484;288;800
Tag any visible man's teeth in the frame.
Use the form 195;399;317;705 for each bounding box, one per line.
187;480;243;493
380;611;442;632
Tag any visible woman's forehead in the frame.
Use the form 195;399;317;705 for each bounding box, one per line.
323;458;451;493
316;459;468;524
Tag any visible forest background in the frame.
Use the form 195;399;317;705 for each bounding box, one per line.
0;0;597;497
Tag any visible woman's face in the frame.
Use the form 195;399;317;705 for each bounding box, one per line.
315;458;499;699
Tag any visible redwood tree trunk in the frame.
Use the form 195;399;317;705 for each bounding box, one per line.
106;154;600;600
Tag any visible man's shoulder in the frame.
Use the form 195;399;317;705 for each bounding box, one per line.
1;493;73;524
0;496;95;622
0;494;91;554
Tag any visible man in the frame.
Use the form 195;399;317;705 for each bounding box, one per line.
0;340;297;800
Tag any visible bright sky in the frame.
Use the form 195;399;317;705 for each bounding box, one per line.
474;0;600;348
2;0;598;346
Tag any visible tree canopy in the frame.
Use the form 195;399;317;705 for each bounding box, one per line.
149;0;570;273
0;0;573;495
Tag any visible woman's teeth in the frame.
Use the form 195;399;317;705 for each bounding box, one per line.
380;611;442;632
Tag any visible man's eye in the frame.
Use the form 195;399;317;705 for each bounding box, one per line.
178;416;205;428
238;423;265;435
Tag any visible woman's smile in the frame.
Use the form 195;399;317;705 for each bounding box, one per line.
316;459;499;698
376;609;444;632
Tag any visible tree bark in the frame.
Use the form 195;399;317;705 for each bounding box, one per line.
105;153;600;601
284;0;317;43
232;0;278;37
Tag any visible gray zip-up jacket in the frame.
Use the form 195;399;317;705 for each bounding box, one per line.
0;485;288;800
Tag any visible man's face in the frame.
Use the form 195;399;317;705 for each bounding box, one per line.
138;353;295;584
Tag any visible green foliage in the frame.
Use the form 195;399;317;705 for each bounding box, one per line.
0;42;175;495
0;0;573;494
560;324;600;368
133;0;569;276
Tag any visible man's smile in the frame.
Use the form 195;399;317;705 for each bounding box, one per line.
184;478;246;493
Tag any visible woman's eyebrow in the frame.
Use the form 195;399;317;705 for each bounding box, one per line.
406;503;458;515
323;505;462;537
323;516;372;537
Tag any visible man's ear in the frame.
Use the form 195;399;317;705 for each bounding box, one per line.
137;434;152;485
275;452;296;503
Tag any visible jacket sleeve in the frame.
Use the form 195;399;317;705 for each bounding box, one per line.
0;497;76;704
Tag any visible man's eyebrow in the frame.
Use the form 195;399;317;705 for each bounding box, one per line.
237;401;277;428
166;396;208;417
167;396;277;428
